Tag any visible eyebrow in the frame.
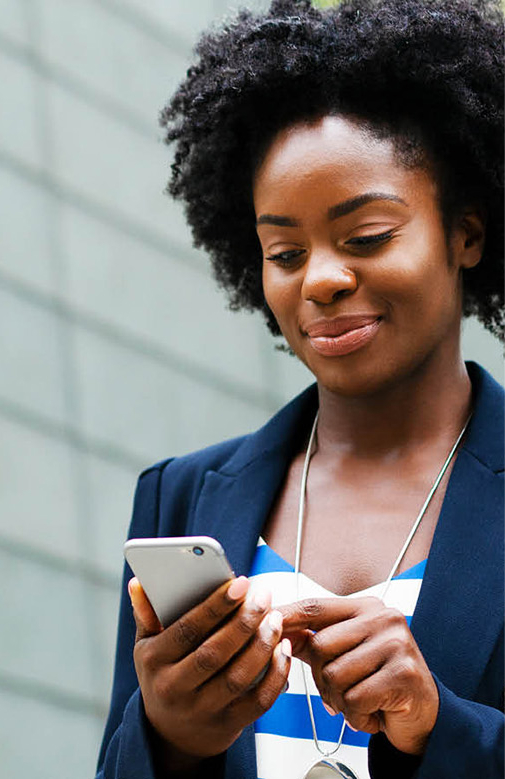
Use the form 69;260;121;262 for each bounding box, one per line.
328;193;407;220
256;192;407;228
256;214;301;227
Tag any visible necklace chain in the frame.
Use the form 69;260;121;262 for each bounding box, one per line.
294;411;472;759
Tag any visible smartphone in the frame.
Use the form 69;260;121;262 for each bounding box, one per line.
124;536;235;627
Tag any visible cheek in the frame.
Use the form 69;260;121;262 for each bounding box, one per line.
374;235;455;314
262;264;298;320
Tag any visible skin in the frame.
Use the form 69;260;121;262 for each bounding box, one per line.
129;576;291;772
253;115;485;754
129;114;485;767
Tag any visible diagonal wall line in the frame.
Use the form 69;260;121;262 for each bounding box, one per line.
0;265;282;411
0;149;205;274
0;669;109;719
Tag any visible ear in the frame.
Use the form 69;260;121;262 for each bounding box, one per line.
452;208;486;270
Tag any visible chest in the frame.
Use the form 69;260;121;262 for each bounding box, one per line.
263;452;452;596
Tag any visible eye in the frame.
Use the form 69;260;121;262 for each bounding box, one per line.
345;230;394;249
265;248;306;266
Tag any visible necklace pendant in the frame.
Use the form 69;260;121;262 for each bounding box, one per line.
302;758;361;779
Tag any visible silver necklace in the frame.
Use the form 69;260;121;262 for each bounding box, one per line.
296;411;471;779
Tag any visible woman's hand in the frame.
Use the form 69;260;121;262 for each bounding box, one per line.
128;576;291;770
279;596;439;756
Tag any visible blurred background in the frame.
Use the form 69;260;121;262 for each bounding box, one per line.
0;1;501;777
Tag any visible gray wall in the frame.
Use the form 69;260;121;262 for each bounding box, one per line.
0;2;501;778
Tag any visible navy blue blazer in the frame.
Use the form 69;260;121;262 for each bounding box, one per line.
97;362;504;779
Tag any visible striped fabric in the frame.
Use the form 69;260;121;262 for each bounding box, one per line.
249;538;426;779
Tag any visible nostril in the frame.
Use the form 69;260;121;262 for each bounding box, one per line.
332;286;354;300
303;267;358;304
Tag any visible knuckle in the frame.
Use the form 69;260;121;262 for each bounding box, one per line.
321;664;336;689
300;599;324;620
203;600;224;623
235;612;257;636
395;655;418;682
385;631;405;654
342;686;360;708
328;663;345;689
174;616;201;648
255;684;276;713
137;640;157;673
309;631;325;655
194;645;221;674
388;607;408;627
255;634;275;656
224;670;248;697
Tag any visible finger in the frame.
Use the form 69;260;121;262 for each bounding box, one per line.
314;638;387;715
279;596;383;632
300;612;383;669
202;609;284;709
229;638;292;727
145;576;251;666
128;578;162;640
282;628;314;662
337;666;400;733
175;589;273;689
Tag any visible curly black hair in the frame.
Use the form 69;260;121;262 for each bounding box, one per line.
160;0;504;340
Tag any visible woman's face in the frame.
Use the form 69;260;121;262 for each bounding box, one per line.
254;115;482;396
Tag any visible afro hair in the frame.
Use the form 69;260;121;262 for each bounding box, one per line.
160;0;504;340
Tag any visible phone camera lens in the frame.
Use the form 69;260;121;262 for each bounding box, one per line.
193;546;204;556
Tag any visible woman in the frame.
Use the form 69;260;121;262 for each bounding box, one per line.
96;0;504;777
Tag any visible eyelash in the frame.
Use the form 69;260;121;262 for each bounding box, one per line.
265;230;394;265
265;249;305;266
346;230;394;247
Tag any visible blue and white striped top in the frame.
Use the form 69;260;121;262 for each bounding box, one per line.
249;538;427;779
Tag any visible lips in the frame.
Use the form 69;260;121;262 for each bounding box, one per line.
303;315;382;356
305;315;381;338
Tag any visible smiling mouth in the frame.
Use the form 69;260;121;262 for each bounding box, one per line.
305;317;382;356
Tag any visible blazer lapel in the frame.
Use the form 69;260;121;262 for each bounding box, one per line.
411;364;504;699
190;383;318;577
191;450;292;577
189;386;318;779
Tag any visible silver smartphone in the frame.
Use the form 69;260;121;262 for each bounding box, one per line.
124;536;235;627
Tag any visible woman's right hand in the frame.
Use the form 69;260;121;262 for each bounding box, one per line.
128;575;291;771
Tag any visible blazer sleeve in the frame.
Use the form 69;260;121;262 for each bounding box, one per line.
95;463;228;779
368;675;504;779
95;465;163;779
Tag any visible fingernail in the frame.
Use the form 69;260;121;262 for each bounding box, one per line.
128;578;137;602
268;610;283;631
251;589;271;611
344;719;358;732
281;638;292;658
323;702;337;716
227;576;249;601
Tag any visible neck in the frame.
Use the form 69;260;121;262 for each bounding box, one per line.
316;350;472;459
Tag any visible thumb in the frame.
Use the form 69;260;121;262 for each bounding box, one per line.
282;628;314;664
128;577;162;640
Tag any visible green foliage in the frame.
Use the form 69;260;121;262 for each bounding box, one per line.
312;0;341;7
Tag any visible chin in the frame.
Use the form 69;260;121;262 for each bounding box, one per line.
312;346;444;399
292;342;385;398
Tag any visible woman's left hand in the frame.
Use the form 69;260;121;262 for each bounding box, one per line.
279;596;439;756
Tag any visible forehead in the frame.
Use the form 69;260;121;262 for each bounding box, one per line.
253;115;436;210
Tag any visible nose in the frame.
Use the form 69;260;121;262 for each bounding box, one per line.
301;249;358;304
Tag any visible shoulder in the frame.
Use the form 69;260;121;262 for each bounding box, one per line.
132;382;318;534
138;381;318;484
136;433;252;496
